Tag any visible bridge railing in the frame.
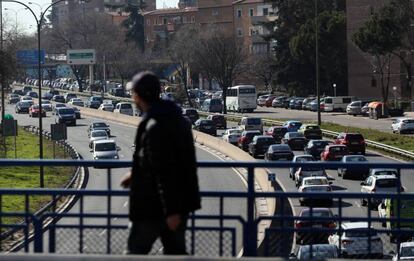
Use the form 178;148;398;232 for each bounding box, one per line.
0;160;414;259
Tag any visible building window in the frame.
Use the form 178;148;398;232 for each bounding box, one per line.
263;8;269;16
250;27;255;36
237;28;243;37
94;7;100;12
147;19;150;25
212;9;219;16
237;9;242;18
163;18;167;24
249;8;254;17
183;16;187;23
191;16;195;22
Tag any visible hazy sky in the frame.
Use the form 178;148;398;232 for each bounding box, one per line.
4;0;178;33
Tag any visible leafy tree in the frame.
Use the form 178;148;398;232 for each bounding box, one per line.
266;0;347;95
353;2;406;107
122;0;146;51
249;54;276;92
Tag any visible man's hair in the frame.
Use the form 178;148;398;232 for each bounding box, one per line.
131;71;161;103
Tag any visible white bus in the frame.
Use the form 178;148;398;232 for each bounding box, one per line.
226;85;257;113
323;96;356;112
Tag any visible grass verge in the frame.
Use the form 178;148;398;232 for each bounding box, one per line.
0;128;75;226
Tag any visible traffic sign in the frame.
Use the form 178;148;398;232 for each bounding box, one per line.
51;123;67;141
16;49;45;65
67;49;96;65
268;173;276;182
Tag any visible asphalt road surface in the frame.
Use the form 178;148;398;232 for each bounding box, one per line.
6;103;247;257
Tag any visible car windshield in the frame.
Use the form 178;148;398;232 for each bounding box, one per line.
92;97;102;101
346;134;364;141
185;110;198;116
304;179;328;186
20;102;30;107
92;131;107;138
346;230;377;237
94;123;108;128
296;157;314;162
346;156;367;162
306;125;320;130
245;132;260;139
200;121;213;126
95;142;116;151
257;138;273;144
56;104;65;108
312;141;330;148
42;100;51;104
349;101;360;106
289;122;301;127
300;210;331;217
376;179;398;188
272;145;290;151
373;170;397;176
400;246;414;257
247;118;261;125
288;133;304;138
403;120;414;124
59;109;74;114
120;104;132;109
330;146;347;153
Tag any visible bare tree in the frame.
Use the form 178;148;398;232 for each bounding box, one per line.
168;24;200;107
249;54;276;92
194;26;247;114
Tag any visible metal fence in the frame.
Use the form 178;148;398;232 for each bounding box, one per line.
0;159;414;259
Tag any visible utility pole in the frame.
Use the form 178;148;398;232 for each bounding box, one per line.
0;0;5;123
315;0;321;126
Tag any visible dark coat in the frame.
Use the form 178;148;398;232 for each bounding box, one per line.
129;100;201;221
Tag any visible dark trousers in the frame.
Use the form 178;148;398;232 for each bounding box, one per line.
127;215;188;255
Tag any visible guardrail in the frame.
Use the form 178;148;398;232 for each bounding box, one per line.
0;159;413;259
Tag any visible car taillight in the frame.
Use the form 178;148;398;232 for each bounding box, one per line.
328;222;336;228
341;140;348;145
360;140;366;145
240;137;247;143
371;188;376;192
295;222;302;229
342;239;353;245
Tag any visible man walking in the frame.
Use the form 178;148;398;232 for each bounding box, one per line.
121;71;201;255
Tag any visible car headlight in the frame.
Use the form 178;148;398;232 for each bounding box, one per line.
114;155;119;159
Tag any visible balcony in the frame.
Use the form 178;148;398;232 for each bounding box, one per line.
251;15;277;26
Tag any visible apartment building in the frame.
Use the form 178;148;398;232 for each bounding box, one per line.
197;0;234;35
143;7;198;50
233;0;276;55
347;0;407;100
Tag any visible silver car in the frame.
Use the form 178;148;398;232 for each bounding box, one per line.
89;130;109;148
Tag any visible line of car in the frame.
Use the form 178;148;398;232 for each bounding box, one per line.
192;112;411;259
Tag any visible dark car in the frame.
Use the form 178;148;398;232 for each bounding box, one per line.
248;135;275;158
207;114;227;129
72;107;81;119
265;126;288;143
284;97;294;109
304;140;332;159
265;144;294;161
272;96;287;108
334;133;366;155
88;122;111;137
53;103;67;114
64;93;77;103
321;145;349;161
281;132;307;150
295;208;336;245
8;94;20;104
55;107;76;126
338;155;369;179
182;108;199;124
86;96;103;109
294;98;305;110
52;95;66;103
194;119;216;136
238;130;261;151
15;101;31;113
29;105;46;118
26;91;38;98
12;89;24;96
42;92;54;100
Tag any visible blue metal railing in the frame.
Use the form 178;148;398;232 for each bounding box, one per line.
0;160;414;258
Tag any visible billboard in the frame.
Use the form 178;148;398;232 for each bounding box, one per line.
16;50;46;65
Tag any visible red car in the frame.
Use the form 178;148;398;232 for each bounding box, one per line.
29;105;46;118
265;95;277;107
334;133;366;155
321;145;348;161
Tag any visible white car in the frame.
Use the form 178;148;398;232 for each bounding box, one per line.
90;139;120;160
392;241;414;261
369;168;398;177
89;130;109;148
114;102;133;116
392;118;414;134
41;100;53;111
360;175;403;207
222;128;242;145
294;166;327;187
328;222;383;258
298;176;332;206
68;98;84;107
99;103;114;112
257;95;269;106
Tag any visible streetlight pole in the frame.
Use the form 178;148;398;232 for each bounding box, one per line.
5;0;68;188
1;0;4;123
315;0;321;126
333;83;337;97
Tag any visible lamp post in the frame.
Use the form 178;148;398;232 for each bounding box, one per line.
393;86;397;109
315;0;321;126
1;0;4;123
333;83;337;97
5;0;68;188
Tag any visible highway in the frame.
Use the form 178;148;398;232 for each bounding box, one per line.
5;102;247;256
